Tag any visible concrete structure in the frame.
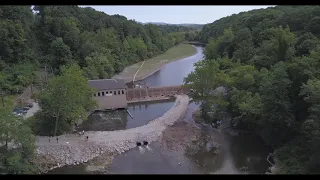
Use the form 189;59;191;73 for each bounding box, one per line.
88;79;127;110
88;78;190;110
35;95;190;173
126;85;190;104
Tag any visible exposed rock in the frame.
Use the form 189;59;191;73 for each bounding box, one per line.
239;166;248;171
35;95;189;172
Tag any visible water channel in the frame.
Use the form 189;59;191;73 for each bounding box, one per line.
48;45;273;174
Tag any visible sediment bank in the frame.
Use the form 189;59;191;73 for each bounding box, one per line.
35;95;189;173
113;44;197;83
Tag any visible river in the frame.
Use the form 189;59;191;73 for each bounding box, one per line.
48;45;272;174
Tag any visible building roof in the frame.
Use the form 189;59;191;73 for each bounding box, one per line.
88;79;126;91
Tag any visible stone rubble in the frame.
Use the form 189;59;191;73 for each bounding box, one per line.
35;95;189;172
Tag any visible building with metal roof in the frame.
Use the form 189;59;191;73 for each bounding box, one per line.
88;79;127;110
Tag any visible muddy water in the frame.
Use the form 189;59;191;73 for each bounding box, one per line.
48;45;272;174
106;103;272;174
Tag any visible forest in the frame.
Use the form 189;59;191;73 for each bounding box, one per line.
0;5;196;174
0;5;196;95
2;5;320;174
185;5;320;174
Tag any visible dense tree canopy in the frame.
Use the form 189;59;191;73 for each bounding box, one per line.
0;5;195;94
0;98;36;174
28;65;96;136
0;5;197;174
186;6;320;174
2;5;320;174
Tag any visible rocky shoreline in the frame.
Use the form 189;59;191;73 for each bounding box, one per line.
191;108;280;174
34;95;190;173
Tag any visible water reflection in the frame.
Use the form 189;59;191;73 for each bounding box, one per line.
108;143;201;174
48;163;90;174
77;99;175;131
47;46;273;174
137;46;204;87
185;131;225;173
228;134;273;174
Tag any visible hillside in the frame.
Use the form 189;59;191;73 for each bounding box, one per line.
186;5;320;174
0;5;200;174
198;5;320;43
144;22;203;30
0;6;195;95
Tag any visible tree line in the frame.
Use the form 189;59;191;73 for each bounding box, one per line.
186;5;320;174
0;5;195;174
0;5;196;95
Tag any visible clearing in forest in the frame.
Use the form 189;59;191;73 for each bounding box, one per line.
113;44;197;83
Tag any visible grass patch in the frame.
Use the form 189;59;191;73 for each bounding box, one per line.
113;44;197;82
1;95;18;105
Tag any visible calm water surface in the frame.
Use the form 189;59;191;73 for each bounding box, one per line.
49;45;272;174
78;100;175;131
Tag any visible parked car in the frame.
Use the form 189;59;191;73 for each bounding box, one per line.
23;107;30;111
22;109;28;114
13;108;23;117
27;103;33;108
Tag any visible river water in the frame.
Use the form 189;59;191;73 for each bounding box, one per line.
48;45;272;174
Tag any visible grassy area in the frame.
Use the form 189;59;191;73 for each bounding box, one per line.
113;44;197;83
1;95;18;108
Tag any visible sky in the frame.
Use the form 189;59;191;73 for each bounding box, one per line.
80;6;274;24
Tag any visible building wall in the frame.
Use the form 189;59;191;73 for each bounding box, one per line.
92;88;127;110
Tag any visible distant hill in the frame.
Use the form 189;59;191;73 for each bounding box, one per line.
139;22;204;30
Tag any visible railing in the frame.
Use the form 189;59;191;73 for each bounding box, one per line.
126;85;189;101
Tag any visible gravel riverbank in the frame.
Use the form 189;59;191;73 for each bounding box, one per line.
35;95;189;173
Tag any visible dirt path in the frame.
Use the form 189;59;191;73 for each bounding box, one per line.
25;102;40;119
132;60;146;83
113;44;197;83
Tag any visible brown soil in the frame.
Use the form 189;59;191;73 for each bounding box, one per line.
160;120;201;153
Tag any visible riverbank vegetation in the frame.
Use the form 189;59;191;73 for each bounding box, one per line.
26;65;96;136
186;6;320;174
0;5;196;133
0;5;196;97
114;43;197;82
0;5;196;174
0;98;36;174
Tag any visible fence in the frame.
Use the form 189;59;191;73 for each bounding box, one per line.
126;85;189;101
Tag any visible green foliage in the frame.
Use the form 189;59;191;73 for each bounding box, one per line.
0;63;37;94
0;6;195;173
205;28;235;59
186;5;320;174
49;37;73;70
0;5;196;174
36;65;96;136
0;97;36;174
0;5;192;96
